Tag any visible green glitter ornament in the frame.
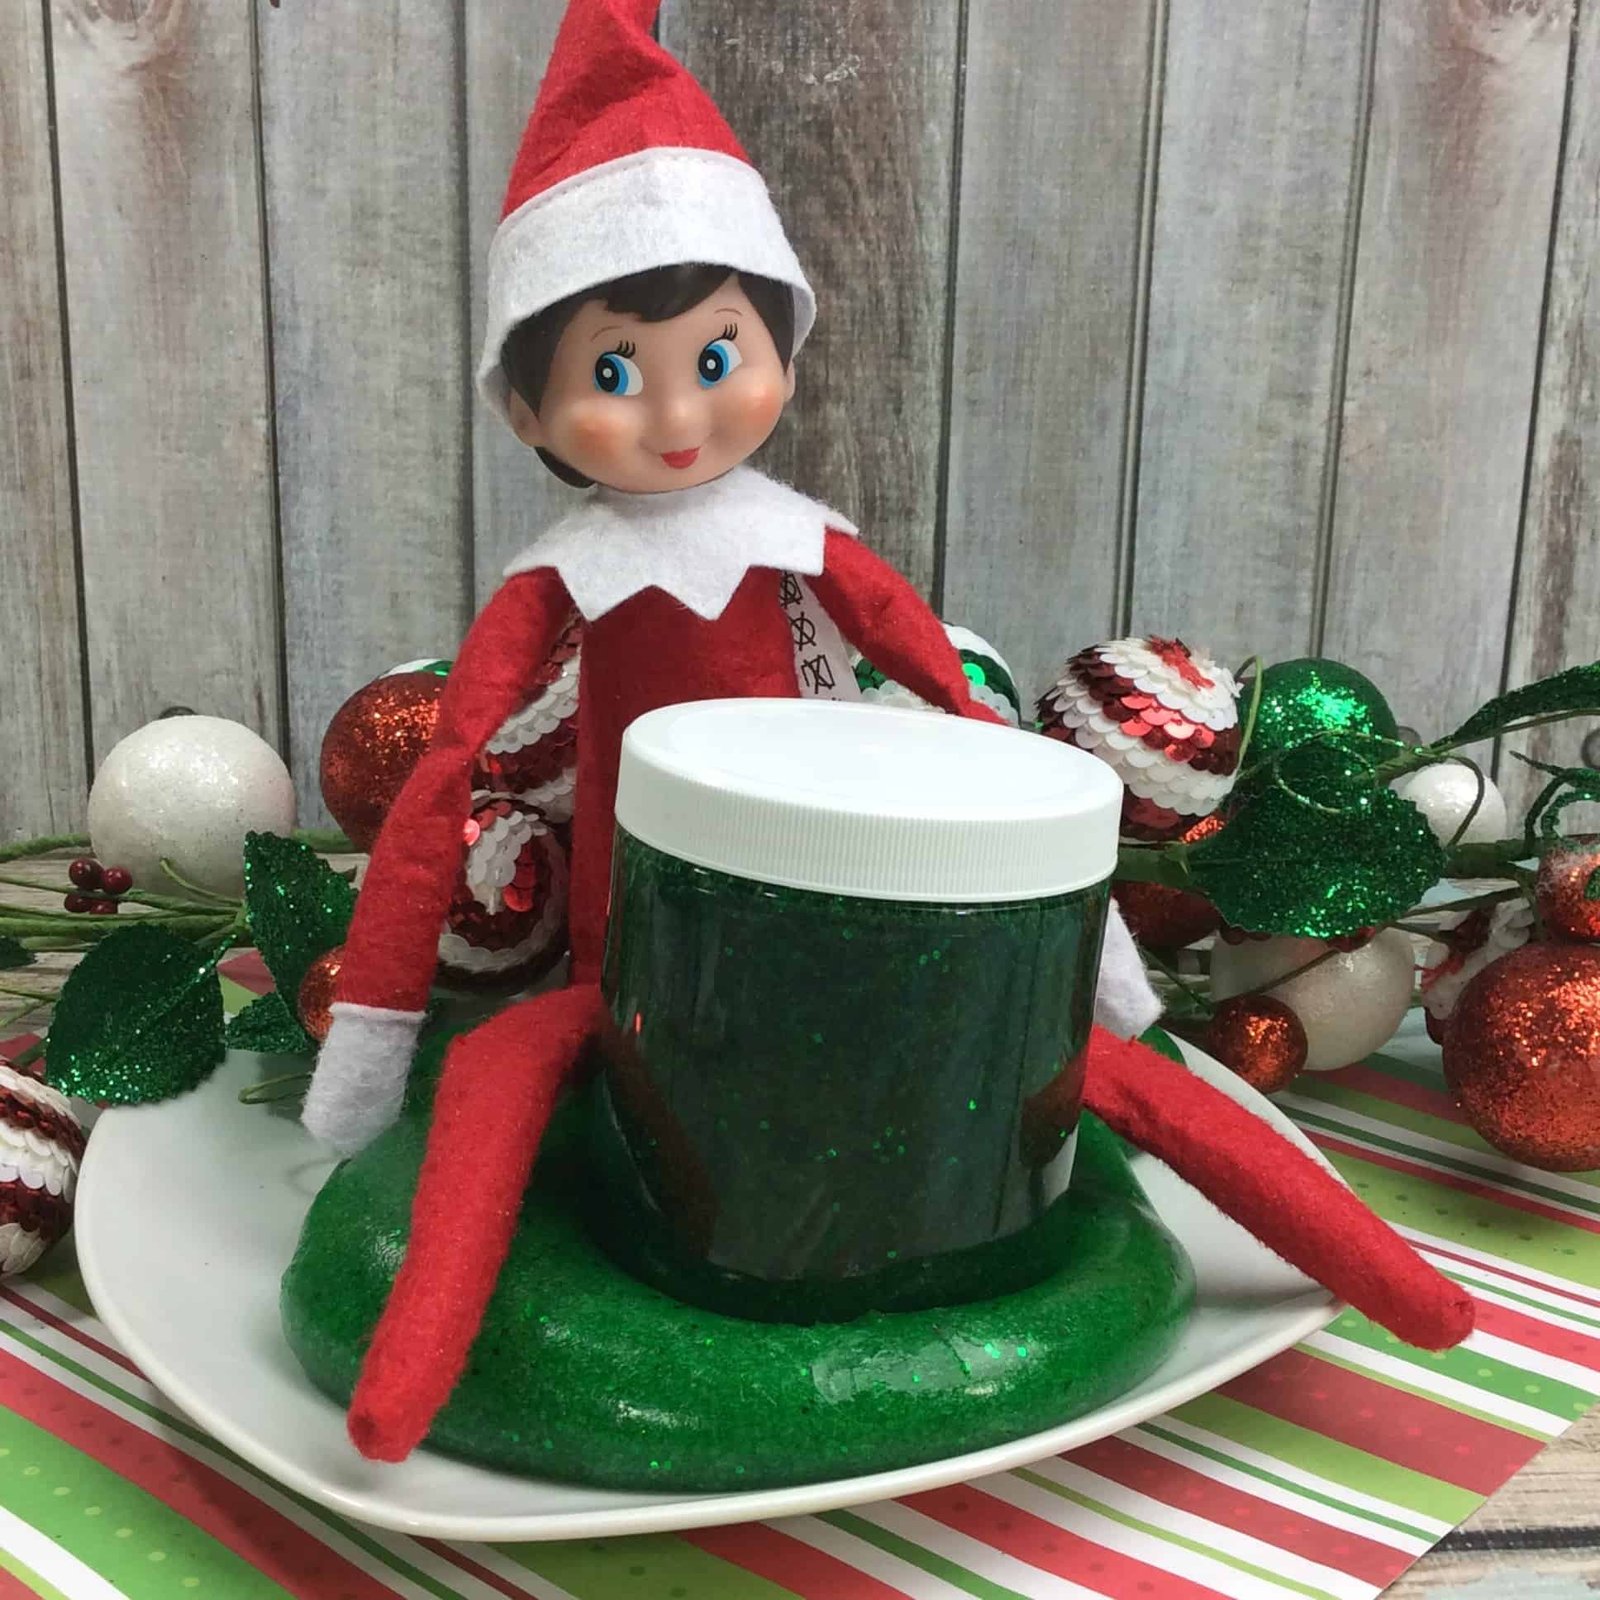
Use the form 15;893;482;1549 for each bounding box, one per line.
225;991;315;1057
1447;660;1600;747
1243;658;1399;769
46;924;225;1103
242;832;355;1005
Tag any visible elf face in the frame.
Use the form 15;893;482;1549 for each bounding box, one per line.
507;276;796;494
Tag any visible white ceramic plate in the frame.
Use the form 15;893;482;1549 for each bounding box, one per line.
76;1042;1338;1541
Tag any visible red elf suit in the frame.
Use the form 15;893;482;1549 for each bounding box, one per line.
302;0;1472;1465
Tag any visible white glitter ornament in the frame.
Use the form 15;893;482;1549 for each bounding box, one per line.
1038;637;1241;839
1420;899;1535;1023
1211;930;1416;1072
1391;764;1509;848
88;715;296;897
472;619;583;823
0;1064;84;1278
852;624;1023;726
439;794;570;980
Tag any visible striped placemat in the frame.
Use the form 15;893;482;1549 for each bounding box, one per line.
0;960;1594;1600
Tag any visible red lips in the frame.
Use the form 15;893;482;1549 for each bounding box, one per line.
660;448;700;469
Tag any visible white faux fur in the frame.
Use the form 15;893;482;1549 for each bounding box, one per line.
478;147;816;426
302;1003;426;1158
504;466;856;621
1094;900;1163;1040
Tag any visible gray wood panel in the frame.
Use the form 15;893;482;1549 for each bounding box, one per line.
940;0;1156;708
1320;0;1571;743
1130;0;1372;674
659;0;959;595
259;0;473;820
0;0;87;839
466;0;570;601
1501;12;1597;822
49;0;280;768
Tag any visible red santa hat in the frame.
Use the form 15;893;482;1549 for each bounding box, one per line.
477;0;817;425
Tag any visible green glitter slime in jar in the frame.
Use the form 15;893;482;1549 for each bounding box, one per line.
590;698;1124;1323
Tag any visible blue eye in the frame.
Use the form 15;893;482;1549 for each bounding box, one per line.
594;349;643;395
697;337;743;388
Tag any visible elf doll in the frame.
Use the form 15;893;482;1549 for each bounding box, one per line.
303;0;1472;1465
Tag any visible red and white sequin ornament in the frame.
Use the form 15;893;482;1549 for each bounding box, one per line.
473;619;582;824
0;1064;84;1278
1420;899;1535;1025
439;795;570;981
1038;637;1241;839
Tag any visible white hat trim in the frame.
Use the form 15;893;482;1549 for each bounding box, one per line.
477;146;816;426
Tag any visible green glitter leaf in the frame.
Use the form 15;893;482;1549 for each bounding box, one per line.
243;832;355;1005
1445;661;1600;747
225;991;315;1057
46;924;225;1103
1187;748;1445;936
0;935;33;970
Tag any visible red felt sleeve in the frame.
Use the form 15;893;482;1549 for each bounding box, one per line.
335;568;576;1014
808;530;1003;723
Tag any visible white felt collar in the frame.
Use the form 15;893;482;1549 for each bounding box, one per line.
503;466;857;622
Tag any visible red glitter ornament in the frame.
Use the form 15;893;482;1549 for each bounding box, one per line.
1535;841;1600;944
1200;995;1308;1095
297;946;345;1044
0;1063;84;1277
320;673;447;852
1115;814;1227;949
1444;943;1600;1171
1038;638;1241;840
439;795;569;983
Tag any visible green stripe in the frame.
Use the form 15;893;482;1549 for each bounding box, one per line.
824;1510;1026;1600
1137;1422;1435;1543
1324;1309;1596;1421
1293;1100;1600;1218
219;976;259;1017
0;1542;68;1600
499;1534;802;1600
1446;1268;1600;1332
1360;1051;1447;1092
0;1408;293;1600
17;1247;95;1320
1172;1394;1481;1525
1294;1080;1600;1195
1014;1468;1337;1600
1321;1150;1600;1290
0;1312;457;1600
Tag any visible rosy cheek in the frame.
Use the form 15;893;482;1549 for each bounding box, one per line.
734;378;785;435
566;403;633;458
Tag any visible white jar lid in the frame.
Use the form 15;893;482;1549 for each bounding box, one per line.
616;699;1122;904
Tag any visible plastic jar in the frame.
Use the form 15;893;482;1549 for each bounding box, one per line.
590;699;1122;1322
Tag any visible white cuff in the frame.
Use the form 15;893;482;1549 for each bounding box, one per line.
301;1003;426;1157
1094;901;1162;1040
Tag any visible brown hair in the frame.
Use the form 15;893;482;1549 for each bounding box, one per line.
500;263;797;488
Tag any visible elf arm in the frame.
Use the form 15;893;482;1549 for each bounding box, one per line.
807;529;1160;1038
302;567;575;1156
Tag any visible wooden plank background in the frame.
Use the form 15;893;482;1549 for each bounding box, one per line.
3;0;1597;845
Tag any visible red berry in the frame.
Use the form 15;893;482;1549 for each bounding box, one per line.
90;898;119;916
100;866;133;895
68;858;103;890
63;892;93;914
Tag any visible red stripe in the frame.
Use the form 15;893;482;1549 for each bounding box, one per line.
1414;1240;1600;1314
684;1523;911;1599
0;1346;404;1600
1312;1132;1600;1237
1470;1295;1600;1378
418;1540;540;1599
1069;1436;1412;1589
1;1286;143;1378
0;1569;44;1599
1321;1063;1464;1124
220;950;274;995
1220;1349;1539;1494
0;1034;41;1064
904;1483;1233;1600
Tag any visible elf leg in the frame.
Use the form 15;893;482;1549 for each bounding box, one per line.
1082;1026;1474;1349
346;983;605;1462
